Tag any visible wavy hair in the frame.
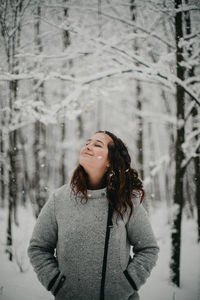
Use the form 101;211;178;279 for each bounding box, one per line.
70;130;145;221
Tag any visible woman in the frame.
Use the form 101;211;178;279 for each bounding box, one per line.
28;130;159;300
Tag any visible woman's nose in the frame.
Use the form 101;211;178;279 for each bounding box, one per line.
86;144;91;150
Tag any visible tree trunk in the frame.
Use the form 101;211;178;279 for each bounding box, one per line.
194;134;200;242
60;0;71;185
7;200;13;261
0;123;5;207
7;28;19;261
170;0;185;286
18;131;32;206
184;0;200;243
8;75;18;258
130;0;144;180
96;97;102;131
33;5;47;217
16;1;28;207
162;89;175;205
0;0;31;258
60;119;67;185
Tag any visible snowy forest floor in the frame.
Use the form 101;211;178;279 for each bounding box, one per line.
0;202;200;300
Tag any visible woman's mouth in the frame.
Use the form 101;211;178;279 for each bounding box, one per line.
82;152;93;156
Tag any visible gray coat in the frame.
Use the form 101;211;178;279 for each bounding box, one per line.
28;184;159;300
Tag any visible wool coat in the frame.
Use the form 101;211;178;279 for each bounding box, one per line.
28;184;159;300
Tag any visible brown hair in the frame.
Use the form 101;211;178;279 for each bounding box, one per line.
70;130;145;221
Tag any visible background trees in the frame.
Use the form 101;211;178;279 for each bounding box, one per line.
0;0;199;290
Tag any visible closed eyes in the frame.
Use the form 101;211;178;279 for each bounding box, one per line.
86;143;102;148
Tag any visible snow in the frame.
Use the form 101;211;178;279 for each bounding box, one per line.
0;202;199;300
0;205;53;300
140;203;200;300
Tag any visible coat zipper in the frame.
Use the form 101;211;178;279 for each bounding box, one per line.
100;203;113;300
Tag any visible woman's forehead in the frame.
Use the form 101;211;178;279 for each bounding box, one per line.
89;132;113;144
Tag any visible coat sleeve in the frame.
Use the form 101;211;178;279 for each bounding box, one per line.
27;193;66;296
125;202;159;291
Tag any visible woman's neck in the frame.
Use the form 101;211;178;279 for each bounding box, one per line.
87;173;106;190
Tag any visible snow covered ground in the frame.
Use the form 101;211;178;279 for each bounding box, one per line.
0;202;199;300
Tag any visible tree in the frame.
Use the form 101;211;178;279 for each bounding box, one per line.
184;0;200;242
130;0;144;180
0;0;27;261
169;0;198;286
59;0;71;186
32;4;48;218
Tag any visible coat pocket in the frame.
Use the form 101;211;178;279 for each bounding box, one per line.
123;270;138;291
53;275;66;296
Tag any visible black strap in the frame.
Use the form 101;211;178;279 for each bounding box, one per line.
100;203;113;300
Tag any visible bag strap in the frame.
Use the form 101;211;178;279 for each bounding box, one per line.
100;203;113;300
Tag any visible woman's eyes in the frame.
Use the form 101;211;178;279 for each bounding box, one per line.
85;143;102;147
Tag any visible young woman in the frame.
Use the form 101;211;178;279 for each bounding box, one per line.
28;130;159;300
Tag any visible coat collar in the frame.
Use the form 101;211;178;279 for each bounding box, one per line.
87;187;107;199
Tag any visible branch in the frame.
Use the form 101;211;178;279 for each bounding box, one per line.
185;76;200;85
79;68;200;106
43;4;175;49
184;30;200;41
87;38;200;106
173;76;200;106
181;139;200;169
0;72;77;83
15;51;92;60
131;107;177;125
176;5;200;13
6;0;32;38
0;67;199;106
185;100;196;121
1;120;35;135
37;16;78;34
143;155;170;186
98;11;175;50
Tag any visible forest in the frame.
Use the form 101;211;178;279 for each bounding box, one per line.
0;0;200;299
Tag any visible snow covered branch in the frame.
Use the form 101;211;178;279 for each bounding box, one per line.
0;66;199;106
175;5;200;13
181;139;200;169
15;51;92;60
131;107;177;125
0;72;77;83
96;11;175;50
143;155;171;186
184;30;200;41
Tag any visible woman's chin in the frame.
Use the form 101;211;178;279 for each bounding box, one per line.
79;161;90;171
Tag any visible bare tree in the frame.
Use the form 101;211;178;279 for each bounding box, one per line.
32;4;48;218
170;0;186;286
130;0;144;180
184;0;200;242
193;106;200;242
0;99;5;207
0;0;27;260
59;0;71;186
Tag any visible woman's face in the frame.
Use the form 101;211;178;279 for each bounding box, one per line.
79;132;112;173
